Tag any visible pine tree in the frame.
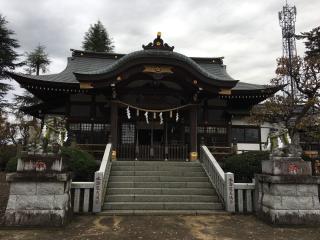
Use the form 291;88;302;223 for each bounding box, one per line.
0;14;21;109
82;20;114;52
25;45;50;75
299;26;320;58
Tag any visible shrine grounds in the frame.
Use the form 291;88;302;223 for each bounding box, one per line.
1;173;320;240
0;214;320;240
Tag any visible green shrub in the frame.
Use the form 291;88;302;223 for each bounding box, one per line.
0;145;17;171
223;151;269;183
301;154;320;175
61;147;98;181
5;156;18;172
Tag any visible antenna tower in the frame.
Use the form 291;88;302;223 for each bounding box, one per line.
278;1;297;96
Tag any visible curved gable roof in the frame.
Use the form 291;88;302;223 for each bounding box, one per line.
73;50;237;87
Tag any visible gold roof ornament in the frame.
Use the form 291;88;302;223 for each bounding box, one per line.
142;32;174;51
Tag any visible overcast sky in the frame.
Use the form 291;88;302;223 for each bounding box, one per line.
1;0;320;99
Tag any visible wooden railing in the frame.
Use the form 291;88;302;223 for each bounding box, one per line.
71;182;94;213
200;145;256;213
117;144;188;161
92;143;112;212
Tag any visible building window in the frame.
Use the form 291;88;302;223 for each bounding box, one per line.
121;123;135;144
196;125;228;145
69;123;110;144
231;127;260;143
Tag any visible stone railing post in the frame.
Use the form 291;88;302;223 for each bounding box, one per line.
224;172;235;212
92;143;112;213
92;171;104;213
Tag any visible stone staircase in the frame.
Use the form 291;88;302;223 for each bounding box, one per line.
102;161;224;215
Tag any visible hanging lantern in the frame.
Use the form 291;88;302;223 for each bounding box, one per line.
159;112;163;125
145;112;149;124
176;112;179;122
170;110;173;118
126;106;131;119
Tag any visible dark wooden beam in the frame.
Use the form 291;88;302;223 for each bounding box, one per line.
189;105;198;161
110;101;118;155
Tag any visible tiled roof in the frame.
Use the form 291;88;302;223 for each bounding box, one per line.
7;49;275;92
73;50;236;83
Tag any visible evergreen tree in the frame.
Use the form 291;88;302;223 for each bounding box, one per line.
299;26;320;58
25;45;50;75
82;20;114;52
0;14;21;109
14;90;40;109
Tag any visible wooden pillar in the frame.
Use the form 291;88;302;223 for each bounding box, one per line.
227;116;232;147
110;101;118;160
164;120;168;160
189;105;198;161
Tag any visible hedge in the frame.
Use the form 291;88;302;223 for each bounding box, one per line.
223;151;269;183
61;146;98;181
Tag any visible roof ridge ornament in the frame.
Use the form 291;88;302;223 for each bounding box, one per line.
142;32;174;51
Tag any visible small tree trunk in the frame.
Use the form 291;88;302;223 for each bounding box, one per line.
36;65;40;76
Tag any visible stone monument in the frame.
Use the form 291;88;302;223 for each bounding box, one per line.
255;129;320;225
4;115;72;227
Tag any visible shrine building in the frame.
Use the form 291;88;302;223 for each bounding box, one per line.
7;33;280;161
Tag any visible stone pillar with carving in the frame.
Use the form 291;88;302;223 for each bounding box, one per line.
4;115;72;227
255;129;320;225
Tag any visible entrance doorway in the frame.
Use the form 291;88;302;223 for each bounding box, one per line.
117;113;189;161
137;121;164;145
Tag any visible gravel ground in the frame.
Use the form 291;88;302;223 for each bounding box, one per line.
0;214;320;240
1;173;319;240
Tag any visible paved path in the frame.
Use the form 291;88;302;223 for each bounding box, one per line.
0;214;319;240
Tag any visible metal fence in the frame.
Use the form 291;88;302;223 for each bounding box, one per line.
117;144;188;161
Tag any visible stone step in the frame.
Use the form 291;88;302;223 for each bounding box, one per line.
103;202;223;210
109;176;209;182
111;161;201;166
108;181;213;188
110;170;207;177
104;160;224;213
112;165;204;172
105;194;219;202
107;187;217;195
99;210;228;215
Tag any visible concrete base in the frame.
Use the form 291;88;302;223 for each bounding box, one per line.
262;158;312;176
255;174;320;225
4;172;72;227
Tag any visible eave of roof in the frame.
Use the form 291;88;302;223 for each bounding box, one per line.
231;82;283;95
6;49;283;97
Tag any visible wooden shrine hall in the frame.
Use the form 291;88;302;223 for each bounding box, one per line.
7;33;280;161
